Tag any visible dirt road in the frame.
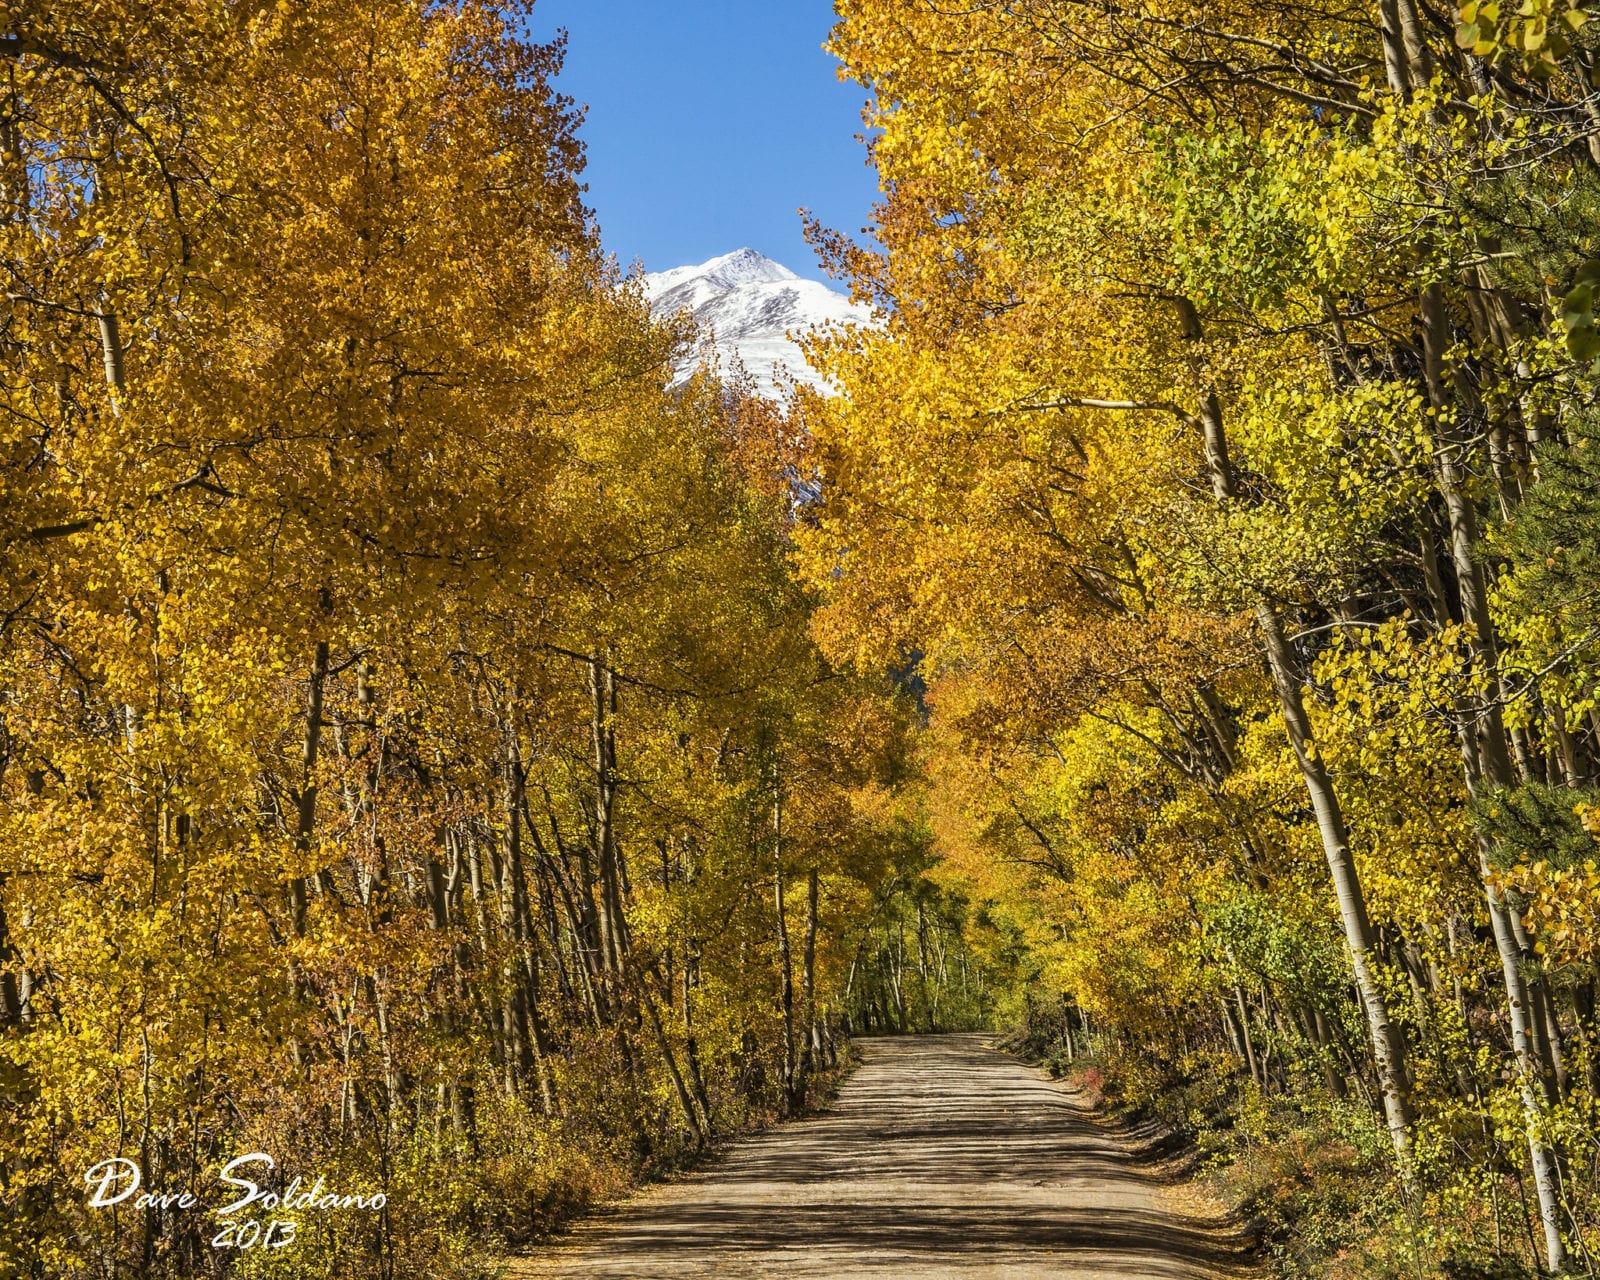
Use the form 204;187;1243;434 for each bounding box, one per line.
512;1036;1248;1273
514;1033;1248;1278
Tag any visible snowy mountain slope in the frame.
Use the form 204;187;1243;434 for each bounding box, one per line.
643;248;870;398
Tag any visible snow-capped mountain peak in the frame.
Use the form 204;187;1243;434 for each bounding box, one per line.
645;248;798;310
643;249;869;398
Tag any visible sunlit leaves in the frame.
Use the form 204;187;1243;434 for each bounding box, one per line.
1457;0;1590;77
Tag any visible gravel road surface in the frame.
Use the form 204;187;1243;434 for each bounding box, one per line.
513;1032;1250;1279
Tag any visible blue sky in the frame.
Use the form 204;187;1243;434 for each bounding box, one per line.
526;2;878;283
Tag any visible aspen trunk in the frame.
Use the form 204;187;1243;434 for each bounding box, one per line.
1420;282;1568;1273
543;845;605;1027
1234;985;1261;1088
289;640;329;936
587;663;641;1096
1392;0;1433;88
682;953;715;1130
1180;295;1414;1164
589;661;627;982
1376;0;1412;95
637;978;706;1146
890;938;908;1033
1309;1007;1349;1099
97;310;125;390
0;879;20;1026
802;868;820;1076
773;792;798;1108
914;899;935;1032
1574;982;1600;1099
502;721;555;1111
1256;600;1415;1157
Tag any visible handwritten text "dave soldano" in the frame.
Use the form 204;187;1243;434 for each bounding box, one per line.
85;1153;386;1251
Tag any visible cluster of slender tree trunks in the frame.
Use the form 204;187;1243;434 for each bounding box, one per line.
0;648;858;1173
1161;265;1576;1266
842;900;982;1036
